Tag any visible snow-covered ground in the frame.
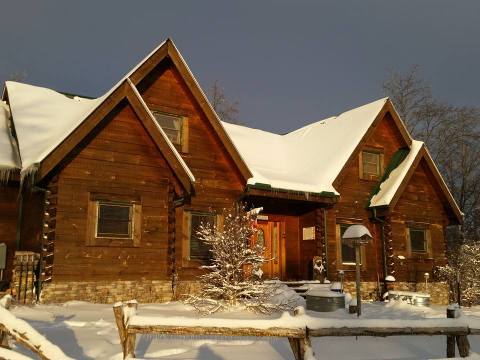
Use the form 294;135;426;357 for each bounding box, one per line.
7;300;480;360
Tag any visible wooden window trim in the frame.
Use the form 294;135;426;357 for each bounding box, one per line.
359;149;384;181
149;107;189;153
406;224;432;258
336;222;367;269
182;210;222;267
86;194;142;247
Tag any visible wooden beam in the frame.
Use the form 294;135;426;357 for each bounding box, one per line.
125;79;194;194
127;325;305;338
38;82;128;180
246;187;338;204
166;41;253;182
308;326;470;337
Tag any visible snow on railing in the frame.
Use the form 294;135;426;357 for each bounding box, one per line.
0;295;73;360
113;300;480;360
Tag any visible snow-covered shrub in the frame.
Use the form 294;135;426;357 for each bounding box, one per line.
436;242;480;306
186;205;296;314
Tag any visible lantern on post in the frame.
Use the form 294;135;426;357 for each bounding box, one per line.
342;224;373;317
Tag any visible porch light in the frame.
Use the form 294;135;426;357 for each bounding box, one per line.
342;224;373;317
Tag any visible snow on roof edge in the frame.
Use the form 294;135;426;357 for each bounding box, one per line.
369;140;423;207
127;78;195;185
168;40;252;178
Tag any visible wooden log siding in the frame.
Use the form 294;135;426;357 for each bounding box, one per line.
167;185;176;280
0;186;19;283
383;216;395;277
50;101;180;282
138;60;245;277
314;208;327;275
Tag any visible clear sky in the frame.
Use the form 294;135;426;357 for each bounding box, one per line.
1;0;479;133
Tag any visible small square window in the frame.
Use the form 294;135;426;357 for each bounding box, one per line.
361;150;382;179
409;228;427;253
189;212;216;262
96;202;132;239
86;195;142;247
151;111;183;146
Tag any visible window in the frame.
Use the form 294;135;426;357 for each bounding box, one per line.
189;212;216;262
86;195;141;247
151;111;183;146
339;224;357;264
96;202;132;238
409;228;427;253
360;150;383;180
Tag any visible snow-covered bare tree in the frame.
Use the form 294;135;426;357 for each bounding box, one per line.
208;80;240;124
186;205;295;314
383;66;480;241
436;242;480;306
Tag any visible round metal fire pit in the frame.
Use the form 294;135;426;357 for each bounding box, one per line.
306;290;345;312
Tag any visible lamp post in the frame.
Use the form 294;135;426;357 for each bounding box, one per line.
342;224;373;317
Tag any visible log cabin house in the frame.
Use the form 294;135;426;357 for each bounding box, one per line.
0;39;462;304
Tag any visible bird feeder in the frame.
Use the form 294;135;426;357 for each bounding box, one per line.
342;224;373;317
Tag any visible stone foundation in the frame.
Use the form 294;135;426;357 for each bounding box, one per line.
40;280;175;304
342;281;449;304
394;281;449;305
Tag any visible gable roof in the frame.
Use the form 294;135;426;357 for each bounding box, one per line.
223;98;393;195
369;140;423;207
0;101;21;181
2;38;254;191
3;78;195;193
370;141;463;223
4;81;103;176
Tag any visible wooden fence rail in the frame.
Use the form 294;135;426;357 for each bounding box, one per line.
113;301;479;360
0;295;73;360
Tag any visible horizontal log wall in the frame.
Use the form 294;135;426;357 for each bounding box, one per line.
138;59;245;279
0;186;19;284
327;111;452;302
329;112;408;284
52;101;179;283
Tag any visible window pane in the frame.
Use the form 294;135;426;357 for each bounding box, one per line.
97;203;132;238
362;151;380;177
190;213;215;262
410;228;426;252
152;111;182;145
340;224;357;264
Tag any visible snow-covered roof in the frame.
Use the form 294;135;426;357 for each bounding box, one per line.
369;140;424;207
0;101;21;180
223;98;389;195
6;81;103;177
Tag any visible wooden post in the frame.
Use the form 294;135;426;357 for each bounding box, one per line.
456;335;470;358
0;295;12;348
355;244;362;317
124;301;138;359
446;306;469;358
287;307;313;360
113;303;127;358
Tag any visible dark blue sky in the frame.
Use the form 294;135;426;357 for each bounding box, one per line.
1;0;479;133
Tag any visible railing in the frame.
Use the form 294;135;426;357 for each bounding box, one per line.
0;295;73;360
113;300;479;360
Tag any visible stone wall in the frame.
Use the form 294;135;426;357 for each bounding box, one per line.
342;280;449;304
40;280;174;304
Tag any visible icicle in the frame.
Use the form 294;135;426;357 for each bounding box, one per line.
20;163;39;189
0;167;13;184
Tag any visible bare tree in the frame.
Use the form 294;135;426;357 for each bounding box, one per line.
383;66;480;241
208;80;240;124
8;70;27;82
